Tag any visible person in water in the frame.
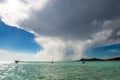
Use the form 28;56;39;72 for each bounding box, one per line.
82;61;85;64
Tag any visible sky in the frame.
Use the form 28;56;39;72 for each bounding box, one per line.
0;0;120;61
0;20;40;53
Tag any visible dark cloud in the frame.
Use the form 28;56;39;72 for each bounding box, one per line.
103;18;120;42
108;28;120;40
19;0;120;41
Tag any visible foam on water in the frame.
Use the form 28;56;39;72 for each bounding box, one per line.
0;61;120;80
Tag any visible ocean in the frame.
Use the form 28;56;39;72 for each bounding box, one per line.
0;61;120;80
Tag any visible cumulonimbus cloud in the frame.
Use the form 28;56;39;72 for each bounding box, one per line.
0;0;120;61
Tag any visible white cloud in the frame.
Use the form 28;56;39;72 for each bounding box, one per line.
0;35;87;61
34;36;86;61
90;18;120;47
108;49;120;53
0;0;48;27
91;30;112;46
0;0;120;61
0;0;87;61
0;50;34;61
117;31;120;36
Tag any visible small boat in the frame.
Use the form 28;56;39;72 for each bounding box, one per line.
15;60;20;64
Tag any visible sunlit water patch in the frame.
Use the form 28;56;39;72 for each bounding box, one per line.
0;61;120;80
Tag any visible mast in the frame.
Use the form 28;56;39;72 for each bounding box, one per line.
52;59;53;64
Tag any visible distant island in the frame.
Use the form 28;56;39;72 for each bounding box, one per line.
77;57;120;61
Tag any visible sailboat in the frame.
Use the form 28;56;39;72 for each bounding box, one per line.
51;59;53;64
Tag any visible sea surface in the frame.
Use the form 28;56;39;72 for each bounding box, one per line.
0;61;120;80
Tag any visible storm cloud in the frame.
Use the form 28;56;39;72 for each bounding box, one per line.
19;0;120;40
0;0;120;61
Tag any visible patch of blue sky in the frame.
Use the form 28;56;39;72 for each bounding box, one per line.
84;44;120;58
0;20;41;54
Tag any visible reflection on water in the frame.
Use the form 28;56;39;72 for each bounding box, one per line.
0;61;120;80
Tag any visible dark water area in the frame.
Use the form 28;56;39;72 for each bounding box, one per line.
0;61;120;80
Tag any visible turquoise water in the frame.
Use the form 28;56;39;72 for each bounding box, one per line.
0;61;120;80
